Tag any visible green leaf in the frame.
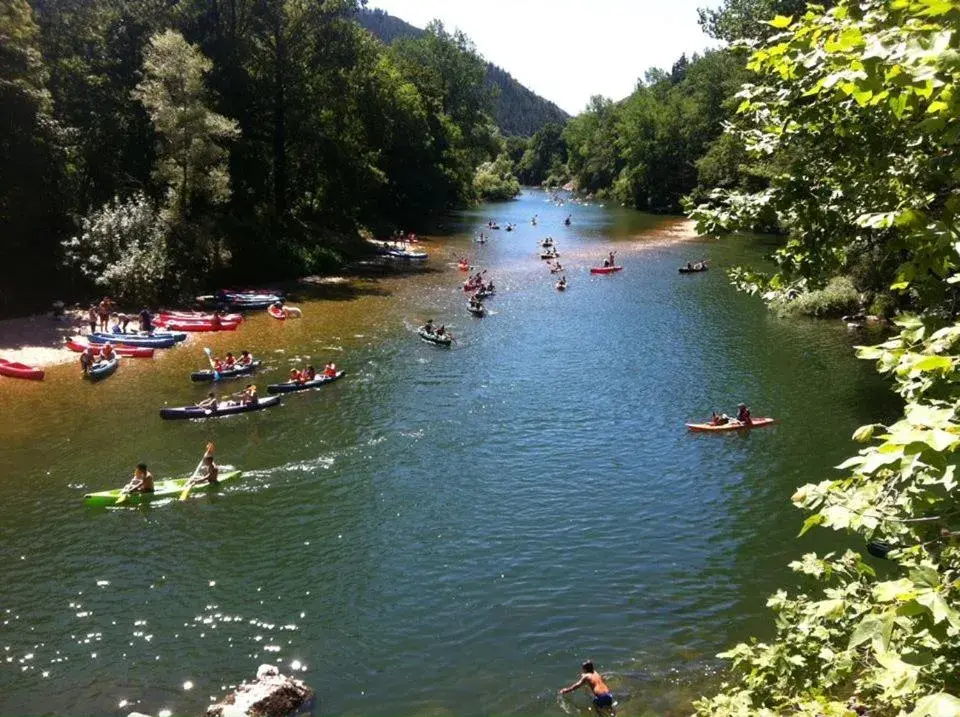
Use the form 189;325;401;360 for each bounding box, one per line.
909;692;960;717
874;578;916;602
849;614;884;648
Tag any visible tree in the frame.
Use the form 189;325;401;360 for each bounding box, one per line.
134;29;239;220
0;0;69;314
690;0;960;713
474;153;520;201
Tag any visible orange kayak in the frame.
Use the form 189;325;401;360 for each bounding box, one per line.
686;417;776;432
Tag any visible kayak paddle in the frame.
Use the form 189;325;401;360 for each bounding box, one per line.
203;347;219;380
115;473;136;505
179;442;215;502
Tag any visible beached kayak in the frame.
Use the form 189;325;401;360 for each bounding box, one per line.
65;339;154;358
590;266;623;274
83;470;242;506
418;328;452;346
0;358;44;381
686;417;776;432
158;311;243;323
89;331;186;347
159;395;281;420
267;370;346;394
190;360;262;382
155;317;240;332
84;357;119;381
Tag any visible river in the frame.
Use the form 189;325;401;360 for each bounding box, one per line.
0;189;897;716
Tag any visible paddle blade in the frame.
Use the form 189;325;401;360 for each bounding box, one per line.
115;493;128;505
178;484;192;502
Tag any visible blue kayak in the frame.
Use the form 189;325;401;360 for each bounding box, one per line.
84;357;119;381
88;331;185;348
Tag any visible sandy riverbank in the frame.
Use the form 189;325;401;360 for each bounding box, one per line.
0;310;89;367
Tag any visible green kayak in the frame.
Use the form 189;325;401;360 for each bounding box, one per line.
83;470;242;506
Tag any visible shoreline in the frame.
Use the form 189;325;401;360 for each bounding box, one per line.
0;217;702;370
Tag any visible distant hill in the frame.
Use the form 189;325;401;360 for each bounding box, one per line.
355;8;569;137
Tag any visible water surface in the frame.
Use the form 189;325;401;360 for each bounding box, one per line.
0;190;896;716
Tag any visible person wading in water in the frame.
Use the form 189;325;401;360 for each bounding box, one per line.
559;660;615;716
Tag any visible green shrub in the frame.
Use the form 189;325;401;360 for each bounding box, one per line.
771;276;860;318
867;292;897;318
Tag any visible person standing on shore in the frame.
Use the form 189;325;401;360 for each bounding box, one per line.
559;660;615;716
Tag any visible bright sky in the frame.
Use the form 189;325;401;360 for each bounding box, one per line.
368;0;719;115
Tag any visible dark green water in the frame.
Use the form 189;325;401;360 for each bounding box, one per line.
0;190;897;716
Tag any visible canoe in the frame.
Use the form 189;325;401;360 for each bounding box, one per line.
590;266;623;274
84;470;242;506
84;356;119;381
474;287;495;299
467;303;486;317
540;252;559;260
159;395;281;420
158;311;243;323
88;334;179;348
0;358;44;381
556;281;567;291
65;339;154;358
190;360;262;382
382;249;427;260
266;370;346;394
155;318;240;332
686;417;776;432
679;265;708;274
418;328;452;346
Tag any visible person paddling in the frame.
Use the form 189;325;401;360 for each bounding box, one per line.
122;463;154;494
303;365;317;381
80;347;96;374
737;403;752;426
238;350;253;366
197;392;218;411
322;362;337;377
184;454;219;490
559;660;615;716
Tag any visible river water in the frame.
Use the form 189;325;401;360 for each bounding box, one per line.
0;190;897;716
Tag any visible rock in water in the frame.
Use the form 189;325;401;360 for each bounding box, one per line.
206;664;315;717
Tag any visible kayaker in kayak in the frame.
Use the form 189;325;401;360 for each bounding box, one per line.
238;350;253;366
322;363;337;378
240;384;258;405
710;411;730;426
564;215;572;226
737;403;752;425
303;365;317;381
122;463;155;494
185;455;219;489
559;660;615;716
80;347;96;374
422;319;434;334
289;368;302;383
197;392;218;410
224;352;236;368
100;343;116;362
606;252;616;268
436;325;446;337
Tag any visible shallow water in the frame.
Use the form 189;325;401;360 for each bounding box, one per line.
0;190;897;716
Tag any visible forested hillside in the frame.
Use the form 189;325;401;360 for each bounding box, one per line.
1;0;501;314
356;8;568;136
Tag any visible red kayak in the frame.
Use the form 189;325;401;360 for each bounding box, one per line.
65;339;155;358
154;317;240;332
590;266;623;274
0;358;44;381
686;417;776;432
158;311;243;323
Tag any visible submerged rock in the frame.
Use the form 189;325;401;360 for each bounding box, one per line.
206;664;315;717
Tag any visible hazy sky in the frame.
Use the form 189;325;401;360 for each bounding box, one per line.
367;0;719;115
